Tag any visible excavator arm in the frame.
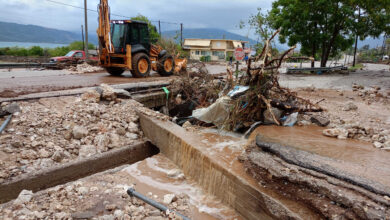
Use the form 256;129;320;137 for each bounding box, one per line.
97;0;113;55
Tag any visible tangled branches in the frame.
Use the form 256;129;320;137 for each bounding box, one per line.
223;30;322;130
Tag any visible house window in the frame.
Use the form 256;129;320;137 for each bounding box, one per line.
201;51;211;56
212;51;225;59
195;50;200;55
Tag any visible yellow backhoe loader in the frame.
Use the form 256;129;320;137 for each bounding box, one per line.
97;0;186;77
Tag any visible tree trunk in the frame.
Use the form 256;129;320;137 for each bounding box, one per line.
353;34;358;67
311;42;316;68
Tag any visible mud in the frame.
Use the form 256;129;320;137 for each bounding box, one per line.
251;126;390;188
0;154;242;220
244;139;390;219
0;70;176;98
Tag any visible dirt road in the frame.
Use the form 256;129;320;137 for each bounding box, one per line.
0;69;176;98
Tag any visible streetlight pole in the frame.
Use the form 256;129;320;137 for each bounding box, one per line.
84;0;89;60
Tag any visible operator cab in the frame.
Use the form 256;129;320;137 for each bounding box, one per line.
110;20;151;54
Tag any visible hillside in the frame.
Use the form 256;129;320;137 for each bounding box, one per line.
0;21;97;45
162;28;257;45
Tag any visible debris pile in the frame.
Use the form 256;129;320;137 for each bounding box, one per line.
0;177;190;219
352;83;390;104
0;85;152;182
69;62;104;74
173;31;321;131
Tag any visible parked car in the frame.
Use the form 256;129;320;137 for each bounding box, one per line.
50;50;98;63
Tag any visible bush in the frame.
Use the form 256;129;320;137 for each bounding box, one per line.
0;41;95;57
28;46;44;56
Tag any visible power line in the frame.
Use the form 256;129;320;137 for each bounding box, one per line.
45;0;179;25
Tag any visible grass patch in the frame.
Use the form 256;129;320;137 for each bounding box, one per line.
348;63;364;71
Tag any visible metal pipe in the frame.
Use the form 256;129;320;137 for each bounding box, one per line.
127;188;190;220
0;114;13;134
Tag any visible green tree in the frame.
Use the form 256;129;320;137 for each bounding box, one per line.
269;0;390;67
131;14;160;43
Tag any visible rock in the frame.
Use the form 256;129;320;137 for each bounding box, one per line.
144;217;165;220
125;132;138;140
81;90;101;103
94;134;110;150
78;145;97;158
64;130;72;140
105;204;117;211
109;133;120;147
323;128;348;139
4;102;21;114
182;121;192;129
384;141;390;148
163;194;177;204
38;149;51;158
113;89;131;97
373;141;383;148
73;126;88;140
263;108;283;124
310;115;330;127
114;210;124;218
99;84;117;101
116;127;127;136
51;150;64;162
148;210;161;216
167;169;183;179
11;141;23;148
14;190;33;205
342;101;358;111
71;211;94;219
76;186;89;195
127;122;138;133
99;215;115;220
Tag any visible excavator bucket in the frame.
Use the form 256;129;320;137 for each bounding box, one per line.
174;58;187;73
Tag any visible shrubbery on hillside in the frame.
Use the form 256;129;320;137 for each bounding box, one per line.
0;41;95;57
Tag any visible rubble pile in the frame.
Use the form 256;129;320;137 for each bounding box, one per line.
0;85;155;183
352;83;390;104
69;62;104;74
0;177;190;219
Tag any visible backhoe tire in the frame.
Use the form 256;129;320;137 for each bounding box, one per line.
131;53;151;78
157;55;175;76
106;67;125;76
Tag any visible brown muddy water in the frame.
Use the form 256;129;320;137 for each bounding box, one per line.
251;125;390;187
122;154;242;220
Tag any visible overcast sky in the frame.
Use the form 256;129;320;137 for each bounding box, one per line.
0;0;272;38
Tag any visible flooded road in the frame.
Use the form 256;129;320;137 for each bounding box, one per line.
0;69;176;97
251;125;390;187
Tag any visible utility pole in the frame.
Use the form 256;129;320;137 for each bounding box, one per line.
158;20;161;36
84;0;89;60
180;23;183;47
81;25;85;51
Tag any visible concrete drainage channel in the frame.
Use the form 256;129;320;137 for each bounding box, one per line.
0;83;254;219
3;82;386;219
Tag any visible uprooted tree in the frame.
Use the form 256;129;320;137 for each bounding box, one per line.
222;30;322;131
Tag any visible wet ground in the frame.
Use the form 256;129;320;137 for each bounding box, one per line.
0;154;242;220
251;125;390;188
0;69;176;98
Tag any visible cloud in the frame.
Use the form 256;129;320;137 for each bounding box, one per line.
0;0;272;34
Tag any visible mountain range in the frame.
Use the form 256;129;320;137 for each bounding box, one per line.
0;21;385;49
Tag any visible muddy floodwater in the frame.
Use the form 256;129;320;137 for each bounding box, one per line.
252;125;390;187
123;154;242;220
